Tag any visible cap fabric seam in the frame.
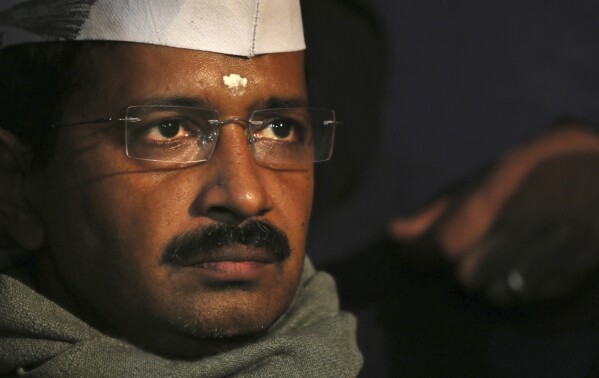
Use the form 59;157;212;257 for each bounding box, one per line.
250;0;260;57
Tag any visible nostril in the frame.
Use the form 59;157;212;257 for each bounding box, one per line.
206;206;242;225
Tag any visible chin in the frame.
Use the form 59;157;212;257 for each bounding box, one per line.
129;305;281;359
120;288;295;358
170;308;276;339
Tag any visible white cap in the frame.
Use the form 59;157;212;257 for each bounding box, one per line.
0;0;305;57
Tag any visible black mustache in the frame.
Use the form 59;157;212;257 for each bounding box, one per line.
161;220;291;265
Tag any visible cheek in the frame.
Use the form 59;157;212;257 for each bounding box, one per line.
269;169;314;251
48;171;198;313
43;150;187;282
52;130;183;250
82;173;191;261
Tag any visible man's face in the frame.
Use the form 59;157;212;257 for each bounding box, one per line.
32;44;312;356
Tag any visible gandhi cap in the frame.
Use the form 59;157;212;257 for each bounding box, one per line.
0;0;305;57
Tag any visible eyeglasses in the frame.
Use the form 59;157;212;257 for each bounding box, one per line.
53;106;338;169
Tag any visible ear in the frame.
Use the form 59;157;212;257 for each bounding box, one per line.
0;128;45;252
387;198;449;242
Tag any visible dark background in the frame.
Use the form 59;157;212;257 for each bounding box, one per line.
302;1;599;377
304;0;599;265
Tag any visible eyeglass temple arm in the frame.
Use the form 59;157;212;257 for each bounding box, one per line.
51;117;141;129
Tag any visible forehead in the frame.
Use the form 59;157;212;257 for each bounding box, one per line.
69;43;306;117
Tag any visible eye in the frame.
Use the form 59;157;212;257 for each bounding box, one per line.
132;118;201;144
144;119;187;140
257;118;304;142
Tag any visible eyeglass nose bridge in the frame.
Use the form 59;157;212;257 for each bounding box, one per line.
208;117;264;145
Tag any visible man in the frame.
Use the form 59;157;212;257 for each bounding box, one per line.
0;0;361;376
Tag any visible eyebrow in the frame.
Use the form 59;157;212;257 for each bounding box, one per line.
250;96;309;111
128;96;215;109
129;95;309;113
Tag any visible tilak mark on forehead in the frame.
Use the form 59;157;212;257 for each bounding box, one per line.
223;74;248;96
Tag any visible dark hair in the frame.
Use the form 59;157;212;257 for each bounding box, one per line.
0;42;96;166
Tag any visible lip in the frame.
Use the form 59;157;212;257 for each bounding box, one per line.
177;244;279;282
193;261;271;282
182;244;279;265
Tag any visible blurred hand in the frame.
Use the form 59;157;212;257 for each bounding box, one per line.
389;125;599;306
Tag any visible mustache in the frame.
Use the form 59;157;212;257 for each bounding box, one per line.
161;220;291;266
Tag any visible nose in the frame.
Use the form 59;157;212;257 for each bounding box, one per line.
193;124;271;224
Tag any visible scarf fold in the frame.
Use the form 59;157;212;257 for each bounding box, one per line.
0;259;362;377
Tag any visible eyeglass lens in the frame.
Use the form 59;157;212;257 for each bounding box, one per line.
124;106;336;168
